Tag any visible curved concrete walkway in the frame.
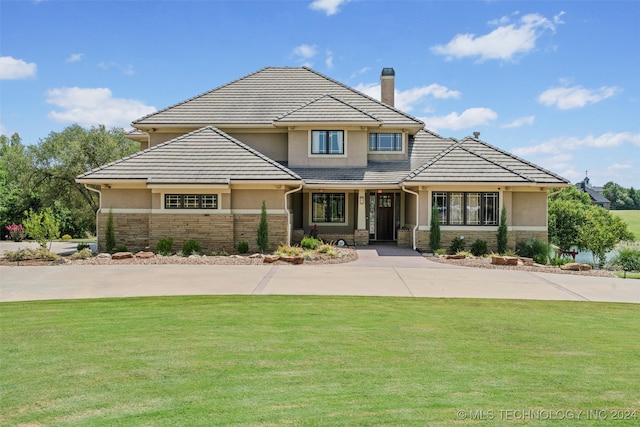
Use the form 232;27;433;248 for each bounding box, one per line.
1;243;638;303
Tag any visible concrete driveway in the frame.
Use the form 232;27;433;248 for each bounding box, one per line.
1;243;639;303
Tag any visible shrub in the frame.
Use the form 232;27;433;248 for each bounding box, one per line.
497;207;508;254
182;240;201;256
275;245;303;256
218;248;229;257
77;243;90;251
517;238;550;264
551;257;573;267
156;237;174;256
449;236;465;254
609;245;640;278
61;234;72;241
4;247;59;262
105;209;116;253
256;200;269;252
237;241;249;254
429;206;441;252
23;208;60;249
470;239;488;257
5;224;25;242
114;244;128;253
301;236;321;250
435;248;447;256
70;248;93;260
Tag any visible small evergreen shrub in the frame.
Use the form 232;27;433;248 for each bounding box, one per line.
301;236;321;250
218;248;229;256
156;237;174;256
76;243;90;251
449;236;466;254
497;207;508;254
435;248;447;256
182;240;201;256
470;239;488;257
429;206;441;252
114;244;128;253
237;241;249;254
105;209;116;253
256;200;269;252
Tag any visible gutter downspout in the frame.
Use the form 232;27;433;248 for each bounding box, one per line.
284;184;303;246
401;185;419;251
84;184;102;252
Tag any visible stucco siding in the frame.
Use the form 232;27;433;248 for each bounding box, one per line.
231;189;284;210
288;129;367;167
102;189;152;209
512;192;547;226
228;132;288;162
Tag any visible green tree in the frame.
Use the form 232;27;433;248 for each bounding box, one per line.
578;207;634;268
497;207;508;254
29;125;138;236
548;187;592;251
105;209;116;253
22;208;60;249
429;205;441;251
256;200;269;252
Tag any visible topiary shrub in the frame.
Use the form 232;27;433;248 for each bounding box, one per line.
237;241;249;254
449;236;465;254
156;237;174;256
470;239;488;257
182;240;201;256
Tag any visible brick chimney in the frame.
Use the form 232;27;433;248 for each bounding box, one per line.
381;68;395;107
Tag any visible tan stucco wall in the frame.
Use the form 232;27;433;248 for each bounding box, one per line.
228;132;288;162
231;189;285;210
288;130;367;167
102;189;152;209
404;191;417;226
512;192;547;226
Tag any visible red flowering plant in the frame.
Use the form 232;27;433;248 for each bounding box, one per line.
5;223;26;242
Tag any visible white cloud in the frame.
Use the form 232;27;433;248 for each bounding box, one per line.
501;115;535;128
325;50;334;68
431;12;559;62
309;0;350;16
46;87;156;128
537;85;618;109
608;163;633;171
0;56;37;79
350;67;370;79
354;83;460;112
293;44;317;59
66;53;84;63
422;108;498;131
98;61;135;75
513;132;640;156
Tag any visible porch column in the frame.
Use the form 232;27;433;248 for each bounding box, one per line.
357;188;367;229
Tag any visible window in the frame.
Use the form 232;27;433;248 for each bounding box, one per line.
312;193;345;223
369;133;402;151
311;130;344;154
432;192;499;225
165;194;218;209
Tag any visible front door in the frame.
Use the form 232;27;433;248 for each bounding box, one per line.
376;194;394;240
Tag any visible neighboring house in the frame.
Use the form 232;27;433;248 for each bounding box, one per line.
575;176;610;210
76;67;570;253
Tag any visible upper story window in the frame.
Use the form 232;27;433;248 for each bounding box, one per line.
432;192;498;226
369;133;402;151
311;130;344;155
165;194;218;209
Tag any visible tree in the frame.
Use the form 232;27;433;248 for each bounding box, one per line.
497;207;508;254
256;200;269;252
548;187;591;251
22;208;60;249
578;207;634;268
429;205;441;252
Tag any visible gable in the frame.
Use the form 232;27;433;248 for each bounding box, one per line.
274;94;381;126
77;127;301;184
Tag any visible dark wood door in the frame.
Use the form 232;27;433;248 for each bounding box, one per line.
376;194;394;240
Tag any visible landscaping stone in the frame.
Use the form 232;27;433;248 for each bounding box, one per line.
135;251;155;259
445;254;466;260
111;252;133;260
249;253;263;258
491;255;518;266
96;253;112;259
263;255;280;263
520;257;534;266
561;263;592;271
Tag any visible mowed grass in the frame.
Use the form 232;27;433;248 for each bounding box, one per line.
611;210;640;241
1;296;639;426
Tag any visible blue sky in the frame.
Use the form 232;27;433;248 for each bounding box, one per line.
1;0;639;187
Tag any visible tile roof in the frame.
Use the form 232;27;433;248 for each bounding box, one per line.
77;127;301;184
274;94;381;125
133;67;423;129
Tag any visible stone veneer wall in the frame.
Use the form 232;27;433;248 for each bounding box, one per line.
150;214;234;253
397;229;412;247
97;213;150;252
233;214;288;252
354;229;369;246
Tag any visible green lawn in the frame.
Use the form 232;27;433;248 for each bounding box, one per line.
611;210;640;241
1;296;639;426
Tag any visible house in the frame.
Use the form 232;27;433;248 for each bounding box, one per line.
76;67;570;253
575;175;610;210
